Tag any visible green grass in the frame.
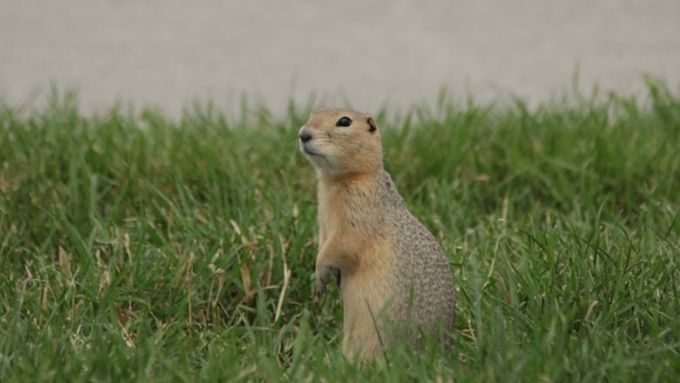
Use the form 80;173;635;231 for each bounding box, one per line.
1;82;679;382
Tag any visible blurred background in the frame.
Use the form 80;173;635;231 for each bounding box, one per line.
1;0;679;116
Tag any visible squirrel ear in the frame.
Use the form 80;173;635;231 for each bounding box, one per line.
367;117;377;133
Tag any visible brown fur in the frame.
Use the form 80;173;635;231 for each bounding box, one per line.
299;109;455;359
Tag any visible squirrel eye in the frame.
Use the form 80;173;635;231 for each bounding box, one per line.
336;116;352;127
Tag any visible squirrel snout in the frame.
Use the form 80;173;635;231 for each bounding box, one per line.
299;131;313;143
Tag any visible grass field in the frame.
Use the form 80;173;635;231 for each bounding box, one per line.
1;83;679;382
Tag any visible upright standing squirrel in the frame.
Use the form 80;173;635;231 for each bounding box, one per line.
299;109;455;359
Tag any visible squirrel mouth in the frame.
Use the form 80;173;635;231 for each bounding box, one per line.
302;145;322;157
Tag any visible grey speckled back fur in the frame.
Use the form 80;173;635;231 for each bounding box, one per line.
374;169;455;343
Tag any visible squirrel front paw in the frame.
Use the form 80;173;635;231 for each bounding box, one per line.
316;265;341;297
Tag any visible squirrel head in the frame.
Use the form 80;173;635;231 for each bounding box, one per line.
299;109;383;177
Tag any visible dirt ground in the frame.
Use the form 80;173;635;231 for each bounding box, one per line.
1;1;679;116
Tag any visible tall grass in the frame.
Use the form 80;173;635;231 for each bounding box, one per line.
1;83;679;381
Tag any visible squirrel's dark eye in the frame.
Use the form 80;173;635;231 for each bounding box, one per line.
336;116;352;127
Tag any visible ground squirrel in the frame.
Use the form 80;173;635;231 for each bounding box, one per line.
298;109;455;359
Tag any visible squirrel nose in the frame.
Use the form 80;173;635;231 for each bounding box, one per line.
299;131;313;143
